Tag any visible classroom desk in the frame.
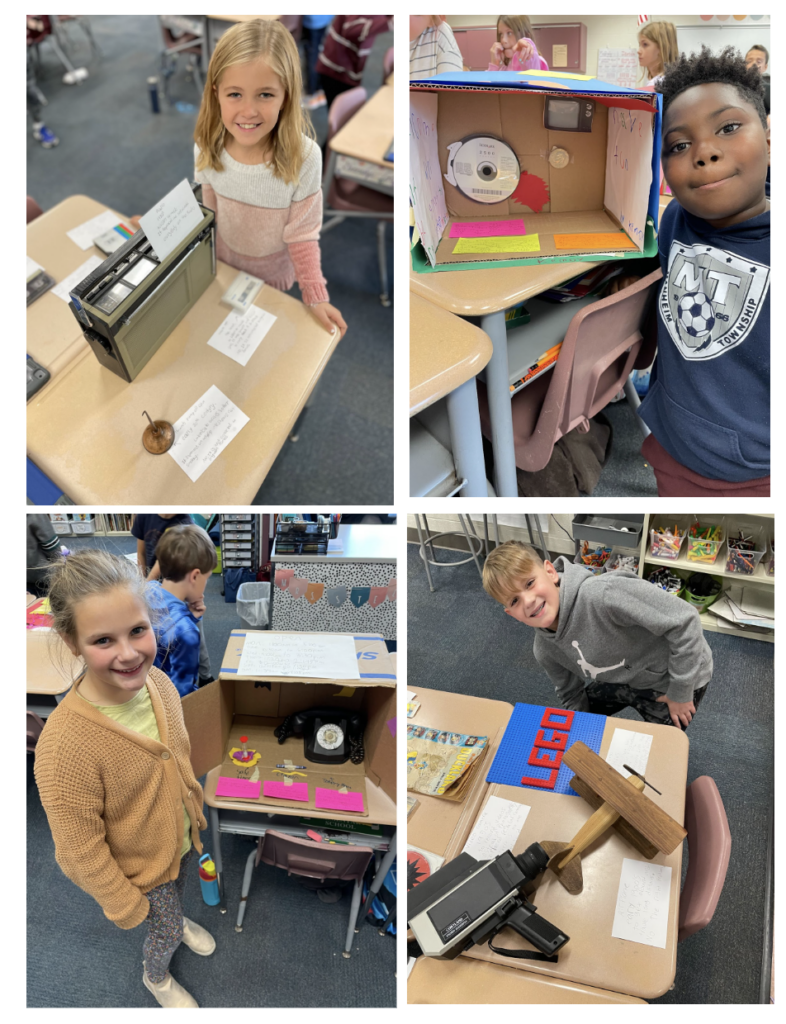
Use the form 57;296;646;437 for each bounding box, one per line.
27;628;81;718
26;195;125;381
407;687;690;1002
409;196;673;497
410;292;492;497
26;258;341;503
271;524;397;639
324;82;395;201
205;15;279;56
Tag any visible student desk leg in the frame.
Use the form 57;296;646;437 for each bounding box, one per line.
208;806;227;912
446;377;488;497
479;310;518;497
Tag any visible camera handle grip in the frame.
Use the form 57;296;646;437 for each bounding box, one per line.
488;902;570;962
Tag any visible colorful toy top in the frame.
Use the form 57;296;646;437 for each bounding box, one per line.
579;541;612;569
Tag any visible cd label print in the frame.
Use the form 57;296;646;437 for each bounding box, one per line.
445;135;521;203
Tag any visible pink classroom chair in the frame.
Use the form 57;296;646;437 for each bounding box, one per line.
679;776;732;942
27;711;46;753
27;197;44;224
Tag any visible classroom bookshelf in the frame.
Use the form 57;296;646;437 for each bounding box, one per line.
637;512;774;644
47;513;133;536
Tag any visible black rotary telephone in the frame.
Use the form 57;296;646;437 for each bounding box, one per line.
274;707;365;765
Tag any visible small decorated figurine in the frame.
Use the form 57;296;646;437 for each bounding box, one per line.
229;735;261;767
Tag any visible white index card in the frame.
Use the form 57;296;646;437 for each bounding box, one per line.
207;305;277;367
605;728;653;778
612;858;672;948
168;385;249;483
66;210;122;251
139;178;203;262
462;795;531;862
237;632;361;680
51;256;104;303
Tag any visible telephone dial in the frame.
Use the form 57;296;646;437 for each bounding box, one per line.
274;707;365;765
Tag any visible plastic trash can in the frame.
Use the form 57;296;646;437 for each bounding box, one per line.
236;581;271;628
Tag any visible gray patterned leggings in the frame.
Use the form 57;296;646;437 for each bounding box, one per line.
143;849;193;983
585;683;708;731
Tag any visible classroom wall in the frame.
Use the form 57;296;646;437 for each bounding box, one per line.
446;15;771;81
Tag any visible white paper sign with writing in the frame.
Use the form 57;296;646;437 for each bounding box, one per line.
605;728;652;778
409;90;449;267
462;795;532;862
207;305;277;367
168;385;249;483
139;178;203;262
612;858;672;948
66;210;122;251
604;106;654;252
237;632;361;680
51;255;104;303
596;49;640;90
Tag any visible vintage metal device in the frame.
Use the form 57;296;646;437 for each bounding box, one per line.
67;183;215;382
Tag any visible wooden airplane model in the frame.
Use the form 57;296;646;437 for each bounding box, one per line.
539;740;687;894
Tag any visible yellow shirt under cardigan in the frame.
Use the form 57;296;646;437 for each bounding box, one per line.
34;666;207;930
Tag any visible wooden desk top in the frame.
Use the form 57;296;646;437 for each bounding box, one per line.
27;261;340;503
407;687;514;860
27;195;125;379
410;292;493;415
27;628;81;696
409;957;645;1004
464;716;688;1000
329;83;393;168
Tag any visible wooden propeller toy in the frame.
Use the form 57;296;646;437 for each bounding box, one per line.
539;741;687;894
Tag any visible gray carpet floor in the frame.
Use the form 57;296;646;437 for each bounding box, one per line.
407;541;773;1004
27;533;396;1007
27;16;393;504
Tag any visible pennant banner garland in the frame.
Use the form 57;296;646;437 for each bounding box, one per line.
275;575;398;610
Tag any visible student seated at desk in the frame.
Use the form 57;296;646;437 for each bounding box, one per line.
149;525;216;697
34;550;212;1009
482;541;712;731
619;47;770;496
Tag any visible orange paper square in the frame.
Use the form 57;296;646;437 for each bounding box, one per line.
553;232;637;250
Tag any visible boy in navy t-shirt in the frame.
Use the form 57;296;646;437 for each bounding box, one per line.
638;46;770;495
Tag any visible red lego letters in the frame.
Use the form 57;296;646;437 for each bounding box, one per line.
521;708;575;790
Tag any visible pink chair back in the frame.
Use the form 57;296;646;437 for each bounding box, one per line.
256;829;373;882
27;197;44;223
479;266;662;473
27;711;46;753
327;86;368;146
678;776;732;942
326;86;393;214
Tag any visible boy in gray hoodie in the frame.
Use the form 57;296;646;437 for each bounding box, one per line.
482;541;712;730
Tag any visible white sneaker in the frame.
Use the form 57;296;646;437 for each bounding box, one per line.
143;962;199;1008
182;916;216;955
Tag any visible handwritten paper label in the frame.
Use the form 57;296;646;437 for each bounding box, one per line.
215;776;261;799
207;305;277;367
612;858;671;948
604;106;654;252
263;780;309;802
605;728;652;778
66;210;124;251
552;44;568;68
315;788;364;812
597;48;640;90
236;632;361;680
51;256;104;303
410;90;449;268
462;795;531;862
453;234;541;254
168;385;249;483
139;178;203;262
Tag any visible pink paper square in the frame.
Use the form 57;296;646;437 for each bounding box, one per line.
215;776;261;799
314;788;365;813
263;780;309;802
450;219;526;239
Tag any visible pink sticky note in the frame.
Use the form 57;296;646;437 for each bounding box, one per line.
315;788;365;813
450;219;527;239
263;780;309;802
216;776;261;799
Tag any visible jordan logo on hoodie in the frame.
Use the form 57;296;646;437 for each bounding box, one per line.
571;640;625;681
659;239;770;361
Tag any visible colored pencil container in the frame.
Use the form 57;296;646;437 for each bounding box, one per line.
686;518;725;565
604;553;640;573
682;573;722;610
724;519;766;576
649;517;688;561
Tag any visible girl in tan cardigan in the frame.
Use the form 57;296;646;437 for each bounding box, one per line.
34;550;213;1008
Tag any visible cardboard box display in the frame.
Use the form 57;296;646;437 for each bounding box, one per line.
410;69;661;273
181;632;396;819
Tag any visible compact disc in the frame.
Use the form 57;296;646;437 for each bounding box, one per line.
316;723;344;751
445;135;520;204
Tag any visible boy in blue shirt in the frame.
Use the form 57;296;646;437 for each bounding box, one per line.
150;525;217;697
638;45;770;495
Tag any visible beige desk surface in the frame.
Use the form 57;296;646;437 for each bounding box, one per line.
464;716;688;1000
410;292;493;415
27;628;81;696
385;72;394;87
27;261;340;504
27;195;125;378
407;687;514;861
329;82;393;168
409;956;645;1004
410;195;675;317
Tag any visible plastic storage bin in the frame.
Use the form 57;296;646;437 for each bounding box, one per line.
682;573;722;610
686;518;725;565
71;517;96;535
574;542;611;575
649;517;688;561
647;567;684;597
604;553;640;573
52;521;72;535
236;581;271;627
725;520;766;576
766;538;774;577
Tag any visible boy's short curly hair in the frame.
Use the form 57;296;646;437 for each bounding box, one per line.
482;541;544;605
655;45;767;130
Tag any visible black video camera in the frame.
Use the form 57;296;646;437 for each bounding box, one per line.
408;843;569;962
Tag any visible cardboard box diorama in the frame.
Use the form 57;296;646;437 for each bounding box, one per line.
410;70;662;273
181;632;396;819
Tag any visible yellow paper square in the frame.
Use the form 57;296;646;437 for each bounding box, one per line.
518;69;593;81
553;232;637;251
453;234;541;254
